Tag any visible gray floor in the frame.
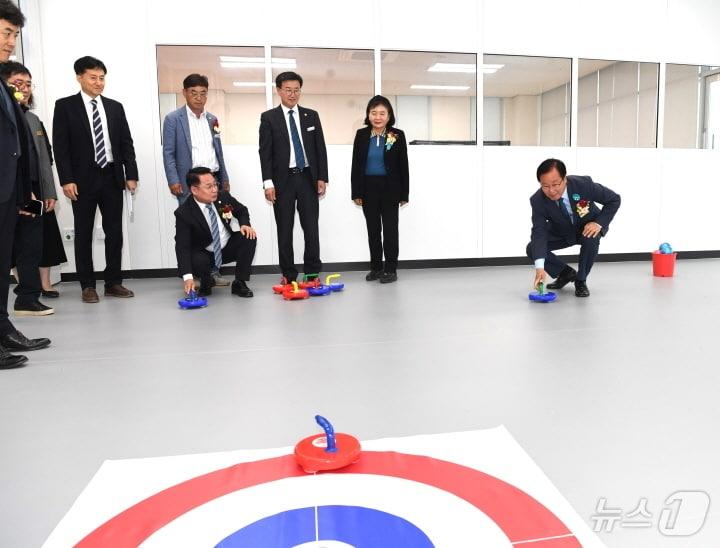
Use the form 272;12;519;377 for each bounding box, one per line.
1;261;718;548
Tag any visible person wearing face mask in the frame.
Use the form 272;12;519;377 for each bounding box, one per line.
351;95;409;284
1;62;67;309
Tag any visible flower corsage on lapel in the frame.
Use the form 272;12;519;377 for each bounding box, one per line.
220;204;233;220
575;196;590;218
8;84;24;102
385;131;397;151
212;118;221;135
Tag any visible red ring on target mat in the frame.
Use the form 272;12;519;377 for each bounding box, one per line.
76;451;581;547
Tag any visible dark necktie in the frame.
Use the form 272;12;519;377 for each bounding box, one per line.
288;110;306;169
557;198;573;223
91;99;108;168
206;203;223;270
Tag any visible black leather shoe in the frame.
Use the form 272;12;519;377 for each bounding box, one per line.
547;267;577;290
379;272;398;284
231;280;254;298
0;330;51;351
365;270;383;281
574;280;590;297
0;345;27;370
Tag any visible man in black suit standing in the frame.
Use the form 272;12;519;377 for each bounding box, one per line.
259;71;328;282
52;56;138;303
175;167;256;297
0;0;52;370
527;158;621;297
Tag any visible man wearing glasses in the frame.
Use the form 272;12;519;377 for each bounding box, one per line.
0;0;52;369
259;71;328;283
527;158;621;298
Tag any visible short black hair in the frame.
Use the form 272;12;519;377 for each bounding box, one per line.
0;0;25;28
0;61;33;108
183;73;209;89
363;95;396;128
186;166;214;187
536;158;567;181
73;56;107;76
275;71;303;88
0;60;30;80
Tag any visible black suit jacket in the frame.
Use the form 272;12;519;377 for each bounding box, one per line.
258;105;328;190
529;175;621;261
52;93;138;190
174;191;251;276
0;80;31;205
351;126;409;203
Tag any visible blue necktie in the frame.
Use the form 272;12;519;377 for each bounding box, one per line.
288;109;306;169
557;198;573;224
91;99;108;168
206;203;223;270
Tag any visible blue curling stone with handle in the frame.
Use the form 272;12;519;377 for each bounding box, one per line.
528;282;557;303
178;290;208;309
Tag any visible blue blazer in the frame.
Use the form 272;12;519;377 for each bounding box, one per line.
529;175;621;261
162;106;229;197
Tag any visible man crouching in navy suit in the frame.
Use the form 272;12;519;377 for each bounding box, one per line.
527;158;621;298
175;167;256;297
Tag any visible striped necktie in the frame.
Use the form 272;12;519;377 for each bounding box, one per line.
205;203;223;270
288;109;306;169
91;99;108;168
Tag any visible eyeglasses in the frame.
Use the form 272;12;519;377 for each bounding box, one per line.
188;91;208;99
280;88;301;95
9;79;33;91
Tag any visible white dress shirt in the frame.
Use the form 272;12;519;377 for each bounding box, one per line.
81;91;114;163
263;103;308;190
182;198;231;280
186;106;219;172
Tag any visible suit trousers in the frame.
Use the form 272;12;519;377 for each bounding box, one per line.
191;232;257;287
272;170;321;280
526;234;601;281
71;165;124;289
0;191;19;336
12;212;43;305
362;175;399;273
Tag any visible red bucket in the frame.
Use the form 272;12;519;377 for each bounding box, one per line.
652;250;677;277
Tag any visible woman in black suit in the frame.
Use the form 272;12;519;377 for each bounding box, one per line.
351;96;409;283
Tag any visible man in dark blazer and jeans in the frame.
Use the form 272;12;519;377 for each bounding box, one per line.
53;56;138;303
259;71;328;282
527;158;621;297
0;0;52;369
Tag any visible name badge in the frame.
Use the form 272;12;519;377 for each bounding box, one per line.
229;217;240;232
307;126;315;131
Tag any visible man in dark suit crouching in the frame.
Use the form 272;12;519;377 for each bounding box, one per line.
175;167;256;297
527;158;621;298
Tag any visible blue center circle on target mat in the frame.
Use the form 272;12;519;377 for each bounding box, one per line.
216;504;434;547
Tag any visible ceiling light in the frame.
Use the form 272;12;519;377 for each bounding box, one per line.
428;63;476;73
219;56;296;69
410;84;470;91
481;64;504;74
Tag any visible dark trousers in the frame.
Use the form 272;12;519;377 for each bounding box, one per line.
71;166;124;289
12;213;43;305
362;175;399;273
0;193;18;336
526;234;601;282
273;170;320;280
191;232;257;288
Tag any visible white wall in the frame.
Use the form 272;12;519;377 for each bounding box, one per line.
25;0;720;278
